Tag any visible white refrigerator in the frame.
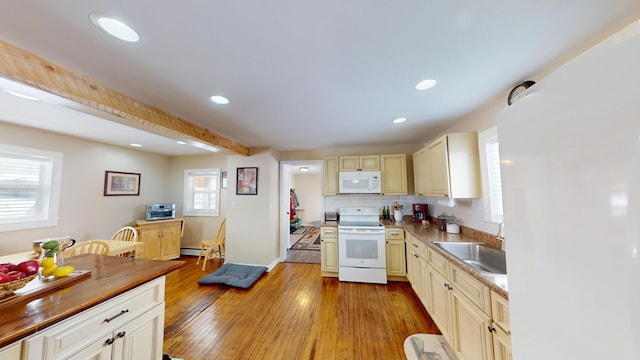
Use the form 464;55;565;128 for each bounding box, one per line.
497;22;640;359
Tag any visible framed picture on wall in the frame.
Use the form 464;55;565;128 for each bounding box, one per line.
236;167;258;195
104;171;141;196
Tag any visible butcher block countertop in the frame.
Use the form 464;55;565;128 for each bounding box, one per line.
0;254;183;348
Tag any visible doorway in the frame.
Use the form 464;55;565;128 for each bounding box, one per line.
280;160;323;264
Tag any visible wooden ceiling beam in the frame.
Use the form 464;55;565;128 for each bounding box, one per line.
0;38;249;156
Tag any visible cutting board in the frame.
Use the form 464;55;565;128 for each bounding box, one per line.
0;270;91;309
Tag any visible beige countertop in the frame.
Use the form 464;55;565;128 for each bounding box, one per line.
322;219;508;299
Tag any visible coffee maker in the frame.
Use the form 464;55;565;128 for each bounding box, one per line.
412;204;428;221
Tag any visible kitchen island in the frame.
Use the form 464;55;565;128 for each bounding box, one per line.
0;254;183;359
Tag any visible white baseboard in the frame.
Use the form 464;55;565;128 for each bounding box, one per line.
180;248;201;256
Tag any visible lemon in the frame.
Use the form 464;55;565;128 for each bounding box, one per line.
41;264;59;277
53;266;74;277
40;257;56;268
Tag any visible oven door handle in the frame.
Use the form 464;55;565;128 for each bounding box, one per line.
338;229;384;235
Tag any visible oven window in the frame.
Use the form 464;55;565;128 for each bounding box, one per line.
345;239;379;260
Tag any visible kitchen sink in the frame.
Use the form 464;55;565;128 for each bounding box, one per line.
433;242;507;275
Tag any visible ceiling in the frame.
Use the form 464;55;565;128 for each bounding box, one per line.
0;1;639;155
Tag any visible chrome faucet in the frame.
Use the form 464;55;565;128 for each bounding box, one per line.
496;221;505;250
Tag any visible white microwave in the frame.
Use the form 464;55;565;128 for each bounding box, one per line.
338;171;382;194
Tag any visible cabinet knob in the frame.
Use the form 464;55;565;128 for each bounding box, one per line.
105;338;115;345
488;326;496;333
117;331;126;338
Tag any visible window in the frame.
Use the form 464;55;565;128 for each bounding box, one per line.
183;168;220;217
0;144;63;231
478;127;503;223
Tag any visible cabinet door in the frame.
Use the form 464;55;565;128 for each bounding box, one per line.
338;156;360;171
160;224;181;260
450;289;493;360
323;157;339;195
360;155;380;171
138;226;162;259
66;340;112;360
427;135;450;197
381;154;407;195
413;148;428;195
385;239;406;276
427;265;451;340
492;324;512;360
0;342;21;360
320;238;338;273
117;304;165;360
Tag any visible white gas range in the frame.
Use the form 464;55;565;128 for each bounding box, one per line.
338;206;387;284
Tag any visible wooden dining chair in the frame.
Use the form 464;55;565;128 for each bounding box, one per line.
63;240;110;257
110;226;138;257
197;218;226;271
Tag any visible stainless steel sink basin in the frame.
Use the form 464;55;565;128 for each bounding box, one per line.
433;242;507;275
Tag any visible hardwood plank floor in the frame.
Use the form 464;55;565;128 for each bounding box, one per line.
284;249;321;264
163;256;440;359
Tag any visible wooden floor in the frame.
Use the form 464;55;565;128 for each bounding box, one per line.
163;256;440;359
284;249;321;264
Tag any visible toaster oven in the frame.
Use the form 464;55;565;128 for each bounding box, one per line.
146;203;176;221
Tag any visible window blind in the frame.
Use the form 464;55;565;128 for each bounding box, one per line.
184;168;220;216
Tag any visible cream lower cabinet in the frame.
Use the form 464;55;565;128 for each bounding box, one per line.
425;248;493;360
385;228;406;278
490;291;512;360
22;277;166;360
320;226;338;276
135;218;183;260
406;234;428;309
0;342;21;360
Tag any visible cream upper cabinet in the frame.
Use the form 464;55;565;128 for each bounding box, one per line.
381;154;407;195
320;226;338;276
323;157;339;195
339;155;380;171
413;147;428;195
426;132;481;198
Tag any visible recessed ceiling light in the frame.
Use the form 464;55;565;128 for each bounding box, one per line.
90;13;140;42
393;117;407;124
299;167;309;172
210;95;230;105
130;143;142;148
176;140;187;145
415;79;437;91
2;88;39;101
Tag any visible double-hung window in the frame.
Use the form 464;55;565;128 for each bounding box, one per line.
0;144;63;231
183;168;220;217
479;126;504;223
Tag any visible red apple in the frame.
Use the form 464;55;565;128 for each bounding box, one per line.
15;260;39;276
7;271;26;281
0;273;10;284
0;263;16;272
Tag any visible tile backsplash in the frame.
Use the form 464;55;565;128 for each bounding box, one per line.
324;194;500;235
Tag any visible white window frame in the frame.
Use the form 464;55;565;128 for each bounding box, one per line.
0;144;63;232
478;126;503;224
183;168;220;217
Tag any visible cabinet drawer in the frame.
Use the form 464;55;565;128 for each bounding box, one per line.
449;264;491;314
491;291;510;333
427;248;448;276
24;277;165;359
408;237;427;259
385;228;404;240
321;227;337;239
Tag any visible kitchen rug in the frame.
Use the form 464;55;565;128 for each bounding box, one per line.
404;334;458;360
290;227;321;251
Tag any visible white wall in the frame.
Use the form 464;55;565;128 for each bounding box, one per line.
225;149;280;267
0;122;172;254
292;173;321;225
168;154;228;250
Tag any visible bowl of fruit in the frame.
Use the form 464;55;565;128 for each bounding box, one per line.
0;260;39;298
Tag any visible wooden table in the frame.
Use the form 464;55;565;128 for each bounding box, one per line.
88;239;145;258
